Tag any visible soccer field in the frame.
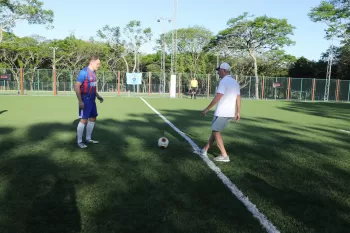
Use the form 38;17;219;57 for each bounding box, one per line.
0;96;349;233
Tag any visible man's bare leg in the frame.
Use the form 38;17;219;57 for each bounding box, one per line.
213;131;228;156
203;133;215;152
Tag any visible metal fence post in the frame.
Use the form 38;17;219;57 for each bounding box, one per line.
300;79;302;100
312;78;316;101
348;81;350;102
53;68;57;96
117;71;120;96
20;68;24;95
37;69;40;95
70;70;73;92
149;72;151;96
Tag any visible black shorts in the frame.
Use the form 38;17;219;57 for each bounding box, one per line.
191;87;198;93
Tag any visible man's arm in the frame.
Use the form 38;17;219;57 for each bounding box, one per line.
235;95;241;121
96;91;104;103
75;70;86;104
234;82;241;121
202;81;225;116
201;93;223;116
74;81;83;103
96;91;101;98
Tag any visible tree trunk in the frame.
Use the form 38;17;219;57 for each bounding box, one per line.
249;49;259;99
253;57;259;99
132;52;137;73
122;55;129;73
0;27;3;43
31;73;34;91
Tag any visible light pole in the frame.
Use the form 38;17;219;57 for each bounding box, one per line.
49;46;59;69
49;46;59;95
172;0;178;75
157;17;171;93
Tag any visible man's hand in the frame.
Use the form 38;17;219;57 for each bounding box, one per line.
234;112;240;122
201;108;209;116
97;95;104;103
79;101;84;109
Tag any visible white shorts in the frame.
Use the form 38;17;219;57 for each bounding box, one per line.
211;116;232;132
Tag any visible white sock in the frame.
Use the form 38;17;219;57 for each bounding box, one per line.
86;120;95;140
77;122;85;143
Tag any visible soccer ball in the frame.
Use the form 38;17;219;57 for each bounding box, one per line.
158;137;169;148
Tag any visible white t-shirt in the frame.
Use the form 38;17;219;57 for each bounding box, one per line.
214;75;240;117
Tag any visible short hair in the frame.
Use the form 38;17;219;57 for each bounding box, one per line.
90;54;100;61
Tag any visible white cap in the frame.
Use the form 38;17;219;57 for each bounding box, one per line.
216;62;231;71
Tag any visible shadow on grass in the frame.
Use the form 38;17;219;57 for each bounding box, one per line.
0;127;13;135
26;178;81;233
0;117;265;233
151;107;350;233
278;101;350;121
0;110;8;114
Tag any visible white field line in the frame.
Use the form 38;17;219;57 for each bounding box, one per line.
140;97;280;233
339;129;350;133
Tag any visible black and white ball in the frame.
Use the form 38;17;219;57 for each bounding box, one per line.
158;137;169;148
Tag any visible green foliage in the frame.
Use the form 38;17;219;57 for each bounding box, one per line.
97;25;122;49
0;0;54;42
157;26;213;76
210;12;295;98
308;0;348;39
335;39;350;78
140;53;161;73
258;50;297;77
217;12;295;52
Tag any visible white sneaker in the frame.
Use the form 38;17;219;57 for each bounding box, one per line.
213;155;230;162
199;148;208;156
78;142;87;148
86;139;99;144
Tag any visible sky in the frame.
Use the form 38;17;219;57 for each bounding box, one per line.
12;0;338;61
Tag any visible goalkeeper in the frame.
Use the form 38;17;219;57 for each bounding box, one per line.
74;55;104;149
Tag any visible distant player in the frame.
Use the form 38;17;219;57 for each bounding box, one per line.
199;62;241;162
75;55;104;149
190;77;198;99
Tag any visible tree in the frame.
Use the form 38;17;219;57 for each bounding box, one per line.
308;1;349;86
308;1;348;39
17;36;48;89
0;0;54;43
159;26;213;77
213;12;295;99
334;39;350;79
258;50;297;77
0;33;22;84
122;20;152;73
96;25;129;73
289;57;317;78
141;53;161;73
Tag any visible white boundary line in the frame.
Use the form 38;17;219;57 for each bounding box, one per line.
339;129;350;133
140;97;280;233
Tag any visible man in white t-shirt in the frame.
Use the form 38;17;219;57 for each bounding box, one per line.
199;62;241;162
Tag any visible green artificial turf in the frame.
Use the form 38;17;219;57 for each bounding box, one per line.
0;96;269;233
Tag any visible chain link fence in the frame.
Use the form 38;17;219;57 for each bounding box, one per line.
0;68;349;102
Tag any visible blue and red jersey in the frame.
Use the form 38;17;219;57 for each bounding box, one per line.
76;67;97;101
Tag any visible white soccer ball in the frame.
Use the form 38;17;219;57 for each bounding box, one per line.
158;137;169;148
